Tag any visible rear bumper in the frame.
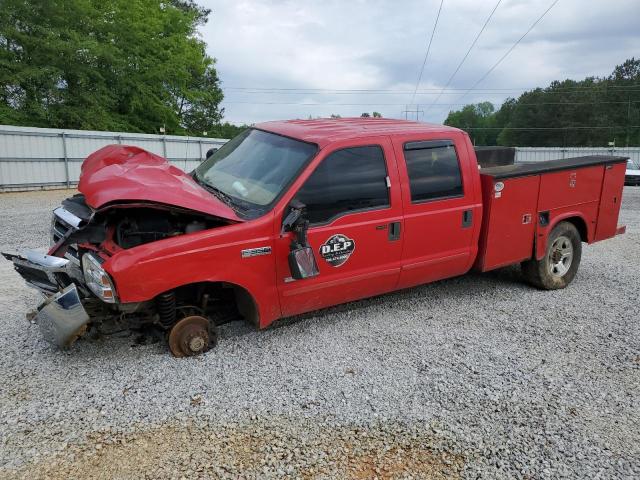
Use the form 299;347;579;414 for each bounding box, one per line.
36;284;90;347
625;173;640;185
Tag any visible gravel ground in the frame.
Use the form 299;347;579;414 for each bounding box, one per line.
0;187;639;479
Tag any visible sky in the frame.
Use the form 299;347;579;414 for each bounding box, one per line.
198;0;640;125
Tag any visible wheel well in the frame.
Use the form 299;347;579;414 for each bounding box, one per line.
562;216;588;242
166;281;259;327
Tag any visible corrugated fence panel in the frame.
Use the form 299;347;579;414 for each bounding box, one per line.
0;125;228;191
3;125;639;192
515;147;640;165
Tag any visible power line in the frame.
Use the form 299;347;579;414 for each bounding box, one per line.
462;125;640;131
410;0;445;105
457;0;561;104
222;85;640;96
425;0;503;115
225;84;639;92
221;100;640;107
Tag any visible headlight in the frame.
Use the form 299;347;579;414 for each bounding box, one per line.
82;253;117;303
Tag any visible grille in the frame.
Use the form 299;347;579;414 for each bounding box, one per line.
51;211;80;262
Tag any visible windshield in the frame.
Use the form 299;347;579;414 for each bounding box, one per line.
194;129;317;213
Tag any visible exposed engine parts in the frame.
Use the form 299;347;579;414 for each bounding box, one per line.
111;208;220;249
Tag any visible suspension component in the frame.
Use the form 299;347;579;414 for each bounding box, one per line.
156;291;176;328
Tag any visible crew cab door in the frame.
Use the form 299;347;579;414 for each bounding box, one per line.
275;137;403;317
392;133;480;288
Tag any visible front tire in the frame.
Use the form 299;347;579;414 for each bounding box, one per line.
521;221;582;290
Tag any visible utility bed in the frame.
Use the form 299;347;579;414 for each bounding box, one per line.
475;155;628;272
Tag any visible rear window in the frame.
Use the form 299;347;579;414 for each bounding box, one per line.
403;140;463;202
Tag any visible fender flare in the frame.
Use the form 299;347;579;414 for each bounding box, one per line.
535;212;589;260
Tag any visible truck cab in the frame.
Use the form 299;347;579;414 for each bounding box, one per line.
3;118;627;356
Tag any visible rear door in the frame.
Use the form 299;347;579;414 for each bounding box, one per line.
392;134;480;289
275;137;404;317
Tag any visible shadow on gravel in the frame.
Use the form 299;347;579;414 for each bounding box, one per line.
3;417;464;479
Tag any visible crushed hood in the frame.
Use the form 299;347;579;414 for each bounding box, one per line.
78;145;242;221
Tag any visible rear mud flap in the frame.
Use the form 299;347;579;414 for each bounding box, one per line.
37;284;89;348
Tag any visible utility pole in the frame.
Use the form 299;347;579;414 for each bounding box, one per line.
627;96;631;148
402;105;424;121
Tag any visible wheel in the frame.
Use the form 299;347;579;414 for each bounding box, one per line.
168;315;217;357
521;221;582;290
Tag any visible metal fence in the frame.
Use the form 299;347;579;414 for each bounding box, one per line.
515;147;640;165
0;125;228;192
1;124;639;192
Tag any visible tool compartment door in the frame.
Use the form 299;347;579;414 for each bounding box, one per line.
476;174;540;271
594;162;626;241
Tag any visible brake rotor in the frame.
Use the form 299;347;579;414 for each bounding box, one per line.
168;315;215;358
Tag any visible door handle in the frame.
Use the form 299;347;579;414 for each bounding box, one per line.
462;210;473;228
388;221;401;241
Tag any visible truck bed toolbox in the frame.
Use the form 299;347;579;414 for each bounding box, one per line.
476;155;628;272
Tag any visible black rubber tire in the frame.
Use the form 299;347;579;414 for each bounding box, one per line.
521;221;582;290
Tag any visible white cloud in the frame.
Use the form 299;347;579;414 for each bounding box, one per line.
199;0;640;124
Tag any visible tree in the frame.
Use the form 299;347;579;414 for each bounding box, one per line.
0;0;224;135
360;112;371;117
443;58;640;146
208;122;251;139
444;101;499;145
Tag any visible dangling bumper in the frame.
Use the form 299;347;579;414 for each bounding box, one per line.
36;284;90;348
2;250;90;347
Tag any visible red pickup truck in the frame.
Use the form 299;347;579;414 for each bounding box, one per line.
3;119;628;357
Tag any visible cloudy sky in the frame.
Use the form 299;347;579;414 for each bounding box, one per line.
198;0;640;125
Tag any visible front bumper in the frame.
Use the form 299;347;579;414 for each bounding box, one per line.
36;284;90;347
2;249;92;348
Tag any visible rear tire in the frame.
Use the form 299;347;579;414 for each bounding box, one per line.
521;221;582;290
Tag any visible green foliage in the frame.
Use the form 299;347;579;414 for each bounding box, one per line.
445;58;640;146
207;122;251;139
0;0;224;135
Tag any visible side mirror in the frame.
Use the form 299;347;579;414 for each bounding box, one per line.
283;200;319;280
289;246;319;280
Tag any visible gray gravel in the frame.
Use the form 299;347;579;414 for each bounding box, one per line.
0;187;639;479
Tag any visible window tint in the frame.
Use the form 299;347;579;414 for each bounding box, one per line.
404;141;463;202
295;146;389;224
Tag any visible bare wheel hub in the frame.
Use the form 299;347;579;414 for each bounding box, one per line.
548;235;573;277
168;315;212;357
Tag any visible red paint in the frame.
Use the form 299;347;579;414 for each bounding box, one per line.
78;145;242;221
594;163;626;241
77;119;627;328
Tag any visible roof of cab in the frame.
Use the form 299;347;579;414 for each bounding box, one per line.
255;118;462;148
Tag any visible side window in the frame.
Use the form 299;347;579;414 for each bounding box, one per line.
295;146;389;224
403;140;463;202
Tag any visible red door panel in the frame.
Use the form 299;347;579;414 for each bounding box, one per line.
275;137;404;317
392;133;480;289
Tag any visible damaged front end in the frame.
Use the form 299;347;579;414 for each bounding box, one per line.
3;193;232;349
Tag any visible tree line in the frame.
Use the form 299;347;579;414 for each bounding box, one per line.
444;58;640;147
0;0;248;138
